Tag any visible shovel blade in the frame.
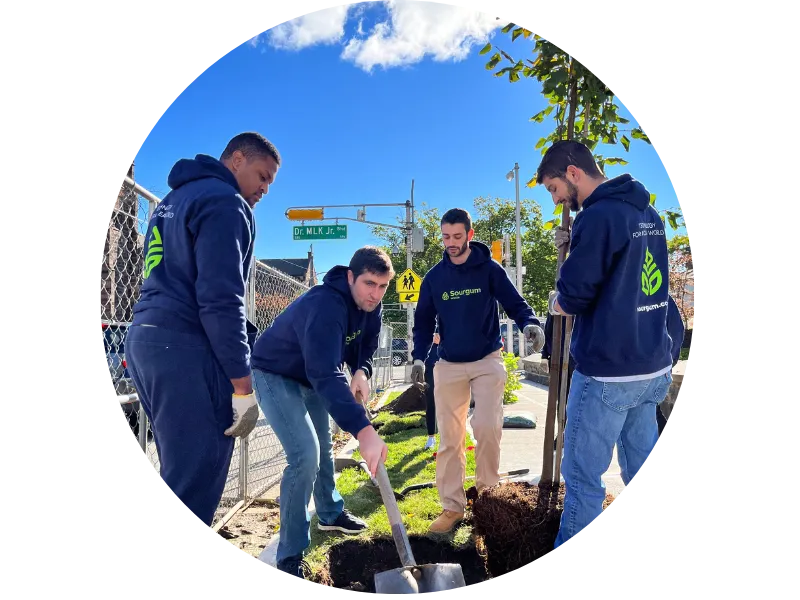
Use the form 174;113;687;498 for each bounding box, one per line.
374;563;466;594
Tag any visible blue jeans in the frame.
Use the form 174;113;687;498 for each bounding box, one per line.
554;369;672;548
252;369;344;563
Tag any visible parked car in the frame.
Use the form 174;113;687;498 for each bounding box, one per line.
391;338;409;367
103;321;141;436
502;317;547;356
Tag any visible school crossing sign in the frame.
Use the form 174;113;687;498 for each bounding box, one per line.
396;268;421;303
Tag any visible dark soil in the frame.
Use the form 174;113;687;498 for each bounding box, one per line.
471;482;614;577
379;383;428;415
313;535;489;592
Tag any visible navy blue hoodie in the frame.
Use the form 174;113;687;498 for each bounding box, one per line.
557;174;672;377
667;295;685;366
412;241;540;363
250;266;380;437
132;154;257;380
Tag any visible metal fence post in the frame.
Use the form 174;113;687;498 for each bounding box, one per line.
239;259;257;502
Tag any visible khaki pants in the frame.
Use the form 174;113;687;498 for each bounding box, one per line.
433;349;507;512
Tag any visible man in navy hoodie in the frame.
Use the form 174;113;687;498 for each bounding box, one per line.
125;132;281;526
537;140;674;547
250;247;392;578
410;208;545;533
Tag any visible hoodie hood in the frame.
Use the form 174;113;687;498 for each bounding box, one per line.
167;154;241;193
582;174;650;212
443;240;491;270
323;266;353;301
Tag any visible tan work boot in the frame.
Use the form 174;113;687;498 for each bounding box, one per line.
428;510;464;534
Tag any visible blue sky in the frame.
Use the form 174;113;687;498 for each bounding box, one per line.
133;1;683;280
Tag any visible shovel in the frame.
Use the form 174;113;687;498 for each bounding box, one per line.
373;461;466;594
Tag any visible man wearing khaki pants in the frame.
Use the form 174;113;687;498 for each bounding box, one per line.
410;208;545;533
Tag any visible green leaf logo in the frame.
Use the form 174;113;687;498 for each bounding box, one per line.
442;292;449;301
641;248;662;296
143;226;163;279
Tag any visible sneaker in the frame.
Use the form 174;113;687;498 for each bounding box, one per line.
424;436;436;450
277;555;310;579
428;509;464;534
317;509;368;534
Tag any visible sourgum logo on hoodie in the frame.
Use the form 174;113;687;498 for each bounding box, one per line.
346;330;362;345
442;288;482;301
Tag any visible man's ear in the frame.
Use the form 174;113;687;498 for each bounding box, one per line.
347;270;355;286
467;229;475;241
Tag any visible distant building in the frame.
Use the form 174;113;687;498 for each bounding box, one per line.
257;246;318;286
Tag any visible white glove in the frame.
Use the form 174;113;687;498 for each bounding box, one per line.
523;324;545;353
225;392;259;437
410;359;425;384
548;291;560;316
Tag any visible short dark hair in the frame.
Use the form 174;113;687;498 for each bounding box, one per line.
349;246;395;280
536;140;603;184
441;208;472;232
220;132;281;166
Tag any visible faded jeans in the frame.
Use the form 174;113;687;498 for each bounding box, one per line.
252;369;344;564
554;369;672;547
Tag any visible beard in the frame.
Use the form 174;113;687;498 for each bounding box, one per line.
447;239;469;257
566;179;580;212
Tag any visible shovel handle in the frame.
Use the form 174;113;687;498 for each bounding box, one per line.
375;462;417;568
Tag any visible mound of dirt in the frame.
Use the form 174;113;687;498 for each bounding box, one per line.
471;482;613;576
314;535;489;592
379;383;428;415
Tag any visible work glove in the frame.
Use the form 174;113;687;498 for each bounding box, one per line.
410;359;425;384
548;291;560;316
554;217;573;250
224;392;259;437
523;323;546;353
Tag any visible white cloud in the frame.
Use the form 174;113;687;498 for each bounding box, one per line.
266;5;352;51
258;1;500;71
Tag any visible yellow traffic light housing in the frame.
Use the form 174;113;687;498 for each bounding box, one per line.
491;239;503;263
285;208;324;221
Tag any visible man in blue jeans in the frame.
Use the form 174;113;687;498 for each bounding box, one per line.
537;140;675;547
250;247;392;578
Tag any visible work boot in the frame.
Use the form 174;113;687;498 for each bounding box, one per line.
317;509;368;534
428;510;464;533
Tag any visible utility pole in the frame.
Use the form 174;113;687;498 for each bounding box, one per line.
405;180;415;365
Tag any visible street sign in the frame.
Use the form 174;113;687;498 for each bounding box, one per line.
396;268;421;296
292;224;347;241
399;291;419;303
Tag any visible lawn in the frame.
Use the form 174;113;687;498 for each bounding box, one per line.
303;392;477;578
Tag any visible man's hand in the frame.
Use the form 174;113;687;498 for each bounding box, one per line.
350;369;371;404
410;359;425;384
523;323;545;353
548;291;570;316
554;216;573;250
225;391;259;437
356;425;388;476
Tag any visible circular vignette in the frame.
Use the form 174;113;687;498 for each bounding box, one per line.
106;9;696;592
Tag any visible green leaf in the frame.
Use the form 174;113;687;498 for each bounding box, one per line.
494;67;512;78
512;27;524;42
667;212;680;230
485;53;501;70
526;176;537;188
530;105;555;123
621;135;631;152
535;137;547;149
509;70;520;83
479;42;492;55
553;203;563;216
618;117;630;124
604;157;629;166
649;194;657;206
521;29;533;39
631;127;652;144
500;49;515;63
660;215;666;224
544;220;557;231
501;22;515;34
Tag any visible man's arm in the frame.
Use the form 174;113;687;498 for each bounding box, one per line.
554;211;622;316
490;263;540;329
411;277;437;363
191;197;254;392
297;303;373;438
355;307;382;380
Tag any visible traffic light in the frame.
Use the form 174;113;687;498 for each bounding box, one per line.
285;208;324;221
491;239;502;263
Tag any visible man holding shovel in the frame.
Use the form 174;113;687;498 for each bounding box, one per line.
538;140;674;547
250;246;392;578
410;208;545;533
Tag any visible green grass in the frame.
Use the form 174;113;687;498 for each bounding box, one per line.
303;391;477;577
680;347;689;360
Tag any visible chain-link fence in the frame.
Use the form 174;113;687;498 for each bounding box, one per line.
102;177;410;526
